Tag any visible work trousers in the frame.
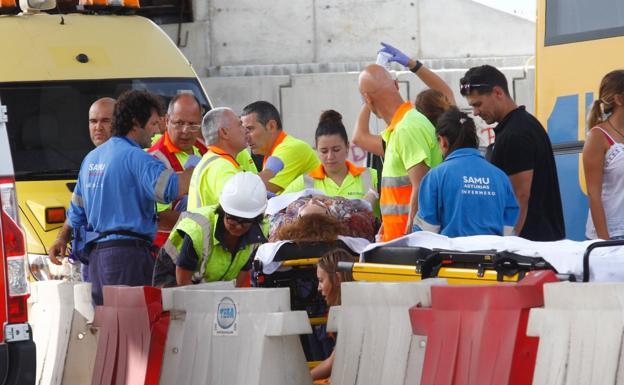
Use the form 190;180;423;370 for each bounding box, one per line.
88;240;155;305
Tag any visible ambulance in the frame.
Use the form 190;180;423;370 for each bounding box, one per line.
0;0;212;280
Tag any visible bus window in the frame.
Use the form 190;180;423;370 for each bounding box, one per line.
546;0;624;45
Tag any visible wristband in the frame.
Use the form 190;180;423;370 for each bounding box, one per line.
410;60;423;73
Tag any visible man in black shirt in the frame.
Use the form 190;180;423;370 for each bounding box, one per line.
459;65;565;241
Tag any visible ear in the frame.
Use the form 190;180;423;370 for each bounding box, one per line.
492;86;506;99
266;119;278;132
219;126;228;139
614;94;624;107
362;93;373;106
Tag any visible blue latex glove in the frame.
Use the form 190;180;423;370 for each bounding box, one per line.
379;42;410;67
264;156;284;174
184;155;202;168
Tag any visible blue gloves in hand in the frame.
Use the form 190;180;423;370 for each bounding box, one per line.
184;155;202;168
379;42;410;67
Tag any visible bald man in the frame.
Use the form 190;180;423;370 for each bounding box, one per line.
353;64;442;241
48;97;116;267
89;97;116;146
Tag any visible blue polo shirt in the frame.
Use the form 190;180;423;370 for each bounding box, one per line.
413;148;519;237
68;136;179;242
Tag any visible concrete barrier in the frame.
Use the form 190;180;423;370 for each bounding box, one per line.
159;286;312;385
327;279;445;385
527;282;624;385
29;281;98;385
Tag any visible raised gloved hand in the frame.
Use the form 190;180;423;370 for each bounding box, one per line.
379;42;410;67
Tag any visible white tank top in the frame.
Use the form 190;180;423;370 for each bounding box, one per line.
586;127;624;239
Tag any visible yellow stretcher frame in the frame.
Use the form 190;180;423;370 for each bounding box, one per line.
349;262;522;284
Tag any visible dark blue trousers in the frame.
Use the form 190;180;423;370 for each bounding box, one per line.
88;241;155;306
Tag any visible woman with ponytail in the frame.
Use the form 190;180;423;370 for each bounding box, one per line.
412;107;519;237
283;110;379;210
583;70;624;240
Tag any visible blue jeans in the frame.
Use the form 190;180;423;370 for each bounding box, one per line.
88;241;155;306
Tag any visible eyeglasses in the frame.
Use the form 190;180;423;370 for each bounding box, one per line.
170;120;201;132
459;83;492;96
224;212;256;225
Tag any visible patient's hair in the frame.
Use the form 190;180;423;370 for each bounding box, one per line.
275;214;345;242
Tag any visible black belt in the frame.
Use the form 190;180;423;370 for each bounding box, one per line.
93;239;152;250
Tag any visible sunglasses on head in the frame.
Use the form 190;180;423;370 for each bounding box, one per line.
459;82;493;96
224;212;256;225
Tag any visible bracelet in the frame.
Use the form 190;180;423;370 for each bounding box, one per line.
410;60;423;73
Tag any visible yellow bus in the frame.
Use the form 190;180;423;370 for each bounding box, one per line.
535;0;624;240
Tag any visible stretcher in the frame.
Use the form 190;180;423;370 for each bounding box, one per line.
253;240;359;363
338;246;566;284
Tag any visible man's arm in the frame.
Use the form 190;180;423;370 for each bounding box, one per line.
352;105;384;156
508;170;533;235
407;60;456;106
175;266;193;286
158;210;181;231
258;169;282;194
47;220;72;265
405;162;430;234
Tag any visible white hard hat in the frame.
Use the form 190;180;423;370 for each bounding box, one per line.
219;172;268;218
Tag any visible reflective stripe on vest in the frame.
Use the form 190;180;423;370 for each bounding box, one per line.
190;155;220;207
380;174;411;241
165;206;258;282
151;149;175;170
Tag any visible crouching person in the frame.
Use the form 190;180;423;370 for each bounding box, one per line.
153;172;268;287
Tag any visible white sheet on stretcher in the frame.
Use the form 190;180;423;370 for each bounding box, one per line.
255;236;371;274
361;232;624;282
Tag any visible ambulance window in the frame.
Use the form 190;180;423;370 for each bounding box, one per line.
545;0;624;45
0;78;210;180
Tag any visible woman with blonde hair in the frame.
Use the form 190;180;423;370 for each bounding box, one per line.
583;70;624;240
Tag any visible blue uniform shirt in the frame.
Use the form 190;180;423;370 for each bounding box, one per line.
413;148;519;237
68;136;179;242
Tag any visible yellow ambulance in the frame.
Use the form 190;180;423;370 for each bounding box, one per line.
0;0;212;280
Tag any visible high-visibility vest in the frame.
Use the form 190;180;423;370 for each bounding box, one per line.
187;146;241;210
301;161;375;199
380;102;442;242
148;131;208;247
148;131;207;172
163;205;267;282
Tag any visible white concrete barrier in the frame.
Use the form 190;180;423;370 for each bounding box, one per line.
327;279;446;385
527;282;624;385
29;281;97;385
61;283;98;385
159;286;313;385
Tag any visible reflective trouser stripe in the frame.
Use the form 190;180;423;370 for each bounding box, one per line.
380;204;410;216
191;155;220;207
155;168;175;203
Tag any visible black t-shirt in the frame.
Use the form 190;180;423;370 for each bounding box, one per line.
491;106;565;241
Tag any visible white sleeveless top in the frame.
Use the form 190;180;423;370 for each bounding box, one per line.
586;127;624;239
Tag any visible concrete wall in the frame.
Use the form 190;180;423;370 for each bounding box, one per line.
201;64;535;164
158;0;536;163
161;0;535;76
